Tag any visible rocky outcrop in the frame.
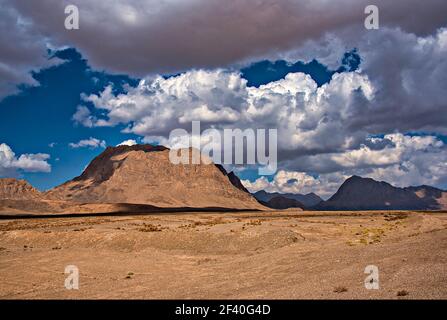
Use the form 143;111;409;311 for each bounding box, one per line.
0;178;42;200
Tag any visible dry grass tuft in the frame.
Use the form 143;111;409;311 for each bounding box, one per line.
138;223;163;232
397;290;409;297
333;286;348;293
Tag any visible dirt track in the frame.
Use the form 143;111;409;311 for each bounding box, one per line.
0;210;446;299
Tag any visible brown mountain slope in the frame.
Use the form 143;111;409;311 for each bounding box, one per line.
0;178;42;200
45;145;264;210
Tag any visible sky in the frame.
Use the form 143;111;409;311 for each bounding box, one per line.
1;0;446;198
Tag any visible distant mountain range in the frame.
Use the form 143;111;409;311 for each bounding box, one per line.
1;145;446;212
256;195;305;210
253;176;446;211
253;190;322;208
0;144;263;211
314;175;447;211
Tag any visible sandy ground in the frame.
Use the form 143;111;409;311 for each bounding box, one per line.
0;210;446;299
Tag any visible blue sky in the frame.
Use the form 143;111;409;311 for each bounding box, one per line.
241;49;360;87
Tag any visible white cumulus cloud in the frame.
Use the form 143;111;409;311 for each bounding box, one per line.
117;139;137;146
242;171;348;199
0;143;51;176
69;137;106;149
78;69;374;157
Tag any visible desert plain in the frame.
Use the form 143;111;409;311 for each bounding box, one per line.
1;209;446;299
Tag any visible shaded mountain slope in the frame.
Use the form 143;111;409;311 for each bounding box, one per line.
316;176;447;210
253;190;322;207
263;196;304;210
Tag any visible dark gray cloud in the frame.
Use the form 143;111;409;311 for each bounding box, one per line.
5;0;447;77
346;28;447;135
0;2;62;98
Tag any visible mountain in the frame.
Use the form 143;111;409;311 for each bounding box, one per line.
404;185;447;210
315;175;447;210
226;171;250;193
263;196;304;210
0;178;42;200
253;190;322;207
45;144;263;210
214;165;250;193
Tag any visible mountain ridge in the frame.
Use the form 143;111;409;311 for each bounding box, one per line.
253;190;322;208
44;144;264;210
2;146;446;212
0;178;43;200
315;175;447;210
261;195;305;210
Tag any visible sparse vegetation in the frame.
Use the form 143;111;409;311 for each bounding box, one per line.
245;219;262;226
359;238;368;245
334;286;348;293
138;223;163;232
355;227;385;244
178;218;227;229
397;290;409;296
384;214;408;221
